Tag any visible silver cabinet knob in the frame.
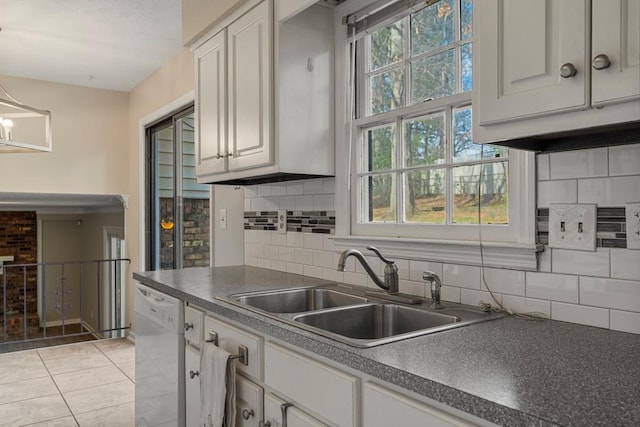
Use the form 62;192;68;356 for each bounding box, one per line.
189;370;199;379
592;54;611;70
560;63;577;78
184;322;194;331
242;409;254;420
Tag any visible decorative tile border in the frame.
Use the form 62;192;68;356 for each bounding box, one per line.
537;207;627;248
244;211;336;234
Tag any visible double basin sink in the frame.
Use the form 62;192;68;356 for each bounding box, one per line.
218;285;503;348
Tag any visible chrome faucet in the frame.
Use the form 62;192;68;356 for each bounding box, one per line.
423;271;443;309
337;246;399;294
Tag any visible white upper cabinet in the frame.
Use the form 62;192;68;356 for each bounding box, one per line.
474;0;640;144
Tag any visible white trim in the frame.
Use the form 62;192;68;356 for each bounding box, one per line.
138;91;195;272
44;318;81;327
331;235;542;271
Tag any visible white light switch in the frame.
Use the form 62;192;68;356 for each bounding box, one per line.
548;204;596;251
219;208;227;230
626;202;640;250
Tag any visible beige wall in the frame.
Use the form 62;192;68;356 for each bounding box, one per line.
0;76;129;194
182;0;249;46
126;47;195;333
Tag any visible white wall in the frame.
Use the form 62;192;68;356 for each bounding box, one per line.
243;144;640;335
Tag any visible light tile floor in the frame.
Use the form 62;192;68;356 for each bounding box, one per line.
0;338;135;427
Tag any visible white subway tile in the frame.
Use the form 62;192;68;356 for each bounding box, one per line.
443;264;480;289
399;280;425;298
481;268;525;296
551;302;609;329
245;256;258;267
257;184;272;196
279;196;296;210
611;248;640;280
409;260;443;282
295;195;314;211
322;268;343;282
271;233;287;247
609;144;640;176
537;154;550;181
263;197;278;211
286;262;303;275
313;195;334;211
271;260;287;272
278;246;295;262
271;183;287;196
322;178;336;194
257;230;272;245
286;182;304;195
580;276;640;312
245;243;264;258
244;199;251;211
250;198;264;211
343;271;368;287
303;265;324;279
394;259;410;280
460;288;501;307
263;245;279;260
549;148;608;179
538;247;552;272
303;179;324;194
502;295;551;317
552;248;610;277
294;248;314;265
537;180;578;208
578;176;640;206
323;236;338;252
258;258;271;269
244;229;258;243
356;255;381;275
526;272;579;303
244;185;258;197
303;233;324;250
610;310;640;334
441;286;461;303
286;232;304;248
313;250;334;268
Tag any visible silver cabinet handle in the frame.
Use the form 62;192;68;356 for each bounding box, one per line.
560;63;577;78
242;409;254;420
592;54;611;70
189;370;199;379
258;422;271;427
184;322;194;331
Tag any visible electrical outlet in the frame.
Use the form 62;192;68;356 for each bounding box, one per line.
626;202;640;250
277;209;287;234
548;204;597;251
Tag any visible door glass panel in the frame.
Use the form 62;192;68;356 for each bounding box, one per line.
155;125;175;270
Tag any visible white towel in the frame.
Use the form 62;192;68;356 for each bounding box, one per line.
200;342;236;427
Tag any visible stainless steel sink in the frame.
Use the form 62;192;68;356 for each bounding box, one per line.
229;287;368;313
217;285;503;348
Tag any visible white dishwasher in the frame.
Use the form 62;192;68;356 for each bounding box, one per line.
135;283;185;427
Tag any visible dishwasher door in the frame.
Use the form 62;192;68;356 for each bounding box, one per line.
135;284;185;427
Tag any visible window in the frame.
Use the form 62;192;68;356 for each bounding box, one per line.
146;106;211;270
335;0;536;255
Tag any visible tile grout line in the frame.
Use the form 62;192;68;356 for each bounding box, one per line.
35;348;81;427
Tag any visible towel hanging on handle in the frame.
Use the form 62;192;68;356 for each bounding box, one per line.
200;342;236;427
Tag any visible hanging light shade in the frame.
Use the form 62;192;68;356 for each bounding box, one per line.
0;83;52;153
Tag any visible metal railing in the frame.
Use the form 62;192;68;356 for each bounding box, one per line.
1;258;130;344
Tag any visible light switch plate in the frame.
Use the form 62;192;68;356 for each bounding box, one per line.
626;202;640;250
548;204;597;251
219;208;227;230
276;209;287;234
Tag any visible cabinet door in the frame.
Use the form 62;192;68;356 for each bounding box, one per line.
184;305;204;348
264;393;327;427
363;383;475;427
475;0;588;124
591;0;640;105
185;345;201;427
195;30;227;177
236;376;263;427
227;0;273;171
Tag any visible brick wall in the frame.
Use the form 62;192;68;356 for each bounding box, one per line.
160;198;210;269
0;211;38;340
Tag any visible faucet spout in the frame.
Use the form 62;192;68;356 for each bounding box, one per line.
337;246;398;294
423;271;443;309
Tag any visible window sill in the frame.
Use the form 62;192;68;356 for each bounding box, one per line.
330;235;542;271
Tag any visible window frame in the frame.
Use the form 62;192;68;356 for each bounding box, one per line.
332;0;538;269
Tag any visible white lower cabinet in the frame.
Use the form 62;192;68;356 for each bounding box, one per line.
237;376;264;427
264;393;327;427
185;345;202;427
363;382;476;427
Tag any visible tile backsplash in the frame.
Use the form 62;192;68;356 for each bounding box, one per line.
243;143;640;335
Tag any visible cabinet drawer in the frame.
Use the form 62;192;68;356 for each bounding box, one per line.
204;316;262;381
264;342;357;427
185;305;204;348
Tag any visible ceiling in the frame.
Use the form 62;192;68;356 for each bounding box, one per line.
0;0;184;92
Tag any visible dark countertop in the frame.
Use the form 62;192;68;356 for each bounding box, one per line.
133;266;640;427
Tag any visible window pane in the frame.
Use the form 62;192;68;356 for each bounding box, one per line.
461;43;472;92
365;174;397;222
370;20;405;71
404;169;446;223
452;106;478;162
461;0;473;40
482;144;508;159
411;0;456;55
366;125;396;171
404;113;445;167
370;68;405;114
155;125;175;270
453;162;508;224
411;49;456;103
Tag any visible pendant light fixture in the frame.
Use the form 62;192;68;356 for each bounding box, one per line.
0;82;52;153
